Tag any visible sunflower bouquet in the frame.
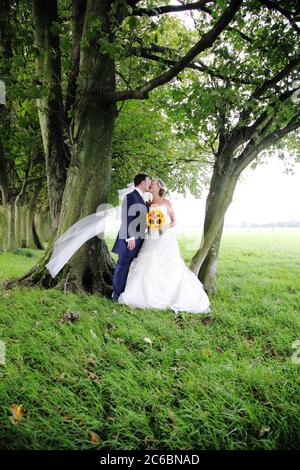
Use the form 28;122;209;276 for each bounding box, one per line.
146;208;166;236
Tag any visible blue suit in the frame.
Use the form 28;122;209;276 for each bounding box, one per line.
112;189;150;300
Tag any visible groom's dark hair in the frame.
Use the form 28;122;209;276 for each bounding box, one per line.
134;173;148;187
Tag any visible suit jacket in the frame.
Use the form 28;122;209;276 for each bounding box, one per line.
111;189;150;258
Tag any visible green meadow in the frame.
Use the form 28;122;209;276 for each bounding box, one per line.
0;230;299;450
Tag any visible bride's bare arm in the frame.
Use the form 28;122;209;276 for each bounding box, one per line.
164;200;176;229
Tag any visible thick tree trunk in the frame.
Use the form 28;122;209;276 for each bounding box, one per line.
3;0;117;296
33;0;69;229
190;156;239;291
198;219;224;293
0;1;15;252
52;0;117;295
65;0;87;120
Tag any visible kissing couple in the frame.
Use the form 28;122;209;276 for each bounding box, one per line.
112;173;210;314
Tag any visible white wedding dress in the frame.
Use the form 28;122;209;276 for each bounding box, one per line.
118;204;210;314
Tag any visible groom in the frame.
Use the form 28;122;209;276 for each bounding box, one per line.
111;173;151;301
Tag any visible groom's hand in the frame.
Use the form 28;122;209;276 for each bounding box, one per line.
127;239;136;251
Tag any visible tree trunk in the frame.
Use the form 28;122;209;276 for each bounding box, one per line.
14;201;22;248
1;202;36;251
33;0;69;230
6;202;16;251
51;0;117;295
3;0;117;296
25;208;35;249
19;206;27;247
190;156;239;291
32;217;44;250
0;139;9;207
65;0;87;120
0;205;5;249
25;181;44;249
35;208;52;243
0;0;12;206
198;218;224;293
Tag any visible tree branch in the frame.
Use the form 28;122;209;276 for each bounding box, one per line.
251;56;300;100
235;109;300;173
233;56;300;139
23;175;47;187
227;87;296;155
259;0;300;35
127;0;143;8
234;115;275;173
106;0;243;102
132;1;212;17
126;45;257;85
131;1;268;52
262;109;300;142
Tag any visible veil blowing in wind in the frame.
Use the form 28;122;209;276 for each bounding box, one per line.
45;183;136;278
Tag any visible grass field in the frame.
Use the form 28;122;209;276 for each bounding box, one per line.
0;230;299;450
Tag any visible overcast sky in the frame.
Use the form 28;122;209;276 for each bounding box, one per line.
171;158;300;227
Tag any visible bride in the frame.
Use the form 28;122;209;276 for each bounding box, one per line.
117;179;210;314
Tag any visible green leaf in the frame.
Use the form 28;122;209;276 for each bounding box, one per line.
50;21;60;36
128;16;138;29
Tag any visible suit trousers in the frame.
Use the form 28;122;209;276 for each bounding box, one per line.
112;253;135;300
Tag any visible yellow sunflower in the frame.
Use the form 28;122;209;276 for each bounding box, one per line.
146;208;166;230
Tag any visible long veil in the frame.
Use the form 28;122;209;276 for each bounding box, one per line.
45;182;138;278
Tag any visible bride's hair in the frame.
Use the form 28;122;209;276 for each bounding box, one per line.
157;178;167;197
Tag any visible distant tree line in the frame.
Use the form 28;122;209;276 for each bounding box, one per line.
225;220;300;228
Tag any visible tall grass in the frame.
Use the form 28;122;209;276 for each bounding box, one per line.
0;231;299;449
